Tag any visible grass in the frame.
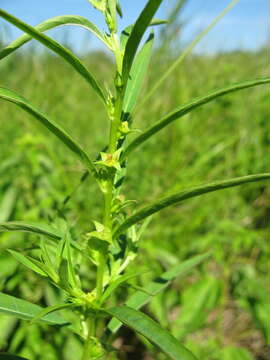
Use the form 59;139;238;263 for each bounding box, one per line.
0;1;270;359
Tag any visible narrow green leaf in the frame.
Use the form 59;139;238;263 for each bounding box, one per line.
116;1;123;18
120;21;161;51
64;235;81;290
30;303;74;325
0;15;110;60
0;221;62;240
120;25;132;50
0;87;97;175
101;271;145;304
150;18;167;26
122;0;163;84
0;9;106;103
59;259;70;290
0;292;68;325
0;355;29;360
0;187;17;222
123;32;154;116
141;0;240;106
123;77;270;158
114;174;270;237
108;253;210;333
106;306;197;360
8;250;48;277
40;238;55;269
107;0;117;29
0;220;83;259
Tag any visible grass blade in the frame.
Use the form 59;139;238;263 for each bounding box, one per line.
141;0;240;106
0;87;97;175
123;77;270;158
114;174;270;237
106;306;197;360
0;15;110;60
108;253;210;333
0;9;106;104
123;32;154;117
0;292;68;325
0;221;62;240
122;0;163;84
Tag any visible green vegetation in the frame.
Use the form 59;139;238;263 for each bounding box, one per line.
1;0;270;359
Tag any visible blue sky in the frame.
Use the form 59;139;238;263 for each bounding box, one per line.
0;0;269;54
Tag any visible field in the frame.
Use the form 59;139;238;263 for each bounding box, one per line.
1;16;270;360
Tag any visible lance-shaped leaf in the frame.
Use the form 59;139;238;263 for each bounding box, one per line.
8;250;49;277
116;1;123;18
0;292;68;325
0;88;97;175
123;77;270;158
0;355;29;360
0;15;110;60
101;271;146;304
122;0;163;84
0;221;62;240
123;32;154;117
30;303;74;325
114;174;270;237
108;252;210;333
8;250;59;282
106;306;197;360
0;9;106;104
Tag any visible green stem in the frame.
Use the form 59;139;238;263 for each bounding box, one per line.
81;318;96;360
96;31;124;301
108;92;123;153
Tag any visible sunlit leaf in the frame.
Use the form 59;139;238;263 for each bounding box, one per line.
8;250;48;277
0;87;97;174
114;174;270;236
122;0;163;84
0;221;62;240
30;303;74;325
108;253;210;333
0;292;68;325
106;306;197;360
0;9;106;103
101;271;145;304
124;77;270;158
0;15;110;60
123;32;154;117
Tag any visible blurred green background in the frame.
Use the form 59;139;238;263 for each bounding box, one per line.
1;1;270;359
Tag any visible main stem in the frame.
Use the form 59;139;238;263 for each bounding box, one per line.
81;318;96;360
83;10;124;360
96;92;123;300
96;32;124;301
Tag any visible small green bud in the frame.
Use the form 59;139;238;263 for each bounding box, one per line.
118;121;130;135
114;71;123;90
107;94;115;120
87;221;112;244
105;0;117;33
